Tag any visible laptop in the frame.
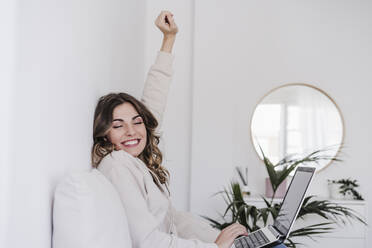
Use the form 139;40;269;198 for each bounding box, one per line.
233;166;316;248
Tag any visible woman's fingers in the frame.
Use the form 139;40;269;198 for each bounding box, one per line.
224;223;246;232
155;11;169;26
215;223;249;248
154;12;163;27
155;10;178;35
231;228;249;237
225;223;249;237
167;14;178;30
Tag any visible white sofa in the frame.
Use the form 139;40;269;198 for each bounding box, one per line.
52;168;219;248
52;169;132;248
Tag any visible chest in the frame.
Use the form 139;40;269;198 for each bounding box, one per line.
141;168;170;217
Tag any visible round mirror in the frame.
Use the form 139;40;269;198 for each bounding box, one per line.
251;83;344;172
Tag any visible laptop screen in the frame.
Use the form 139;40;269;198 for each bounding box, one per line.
273;167;315;237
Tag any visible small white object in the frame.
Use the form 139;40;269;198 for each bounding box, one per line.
241;185;251;197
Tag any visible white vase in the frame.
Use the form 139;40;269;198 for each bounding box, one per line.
265;178;287;198
242;185;251;197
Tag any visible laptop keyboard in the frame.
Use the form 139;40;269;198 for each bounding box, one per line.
234;230;270;248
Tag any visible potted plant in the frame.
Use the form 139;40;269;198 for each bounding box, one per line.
203;148;366;247
328;178;364;200
235;166;251;197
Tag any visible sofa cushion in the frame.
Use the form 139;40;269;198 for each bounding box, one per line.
52;169;132;248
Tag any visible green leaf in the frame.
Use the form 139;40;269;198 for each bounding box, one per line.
235;167;247;185
200;216;223;230
289;222;335;238
258;145;278;191
203;145;367;246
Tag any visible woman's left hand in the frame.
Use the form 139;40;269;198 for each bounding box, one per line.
155;10;178;37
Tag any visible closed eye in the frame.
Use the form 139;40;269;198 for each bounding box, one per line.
113;125;122;129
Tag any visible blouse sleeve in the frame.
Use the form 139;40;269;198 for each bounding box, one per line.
173;208;220;243
99;154;218;248
141;51;174;130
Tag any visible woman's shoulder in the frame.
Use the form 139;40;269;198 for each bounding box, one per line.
97;150;149;199
97;150;144;178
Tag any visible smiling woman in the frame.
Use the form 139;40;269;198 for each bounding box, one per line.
89;10;250;248
91;92;169;186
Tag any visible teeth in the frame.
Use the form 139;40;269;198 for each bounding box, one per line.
123;139;139;146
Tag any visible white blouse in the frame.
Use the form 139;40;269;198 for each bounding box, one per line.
98;51;219;248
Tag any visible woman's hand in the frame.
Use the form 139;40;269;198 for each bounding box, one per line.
155;10;178;37
155;10;178;53
214;223;249;248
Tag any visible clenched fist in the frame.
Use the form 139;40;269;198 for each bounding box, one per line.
155;10;178;37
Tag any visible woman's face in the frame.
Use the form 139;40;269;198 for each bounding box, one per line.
107;102;147;157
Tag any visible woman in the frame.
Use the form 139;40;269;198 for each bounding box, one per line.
91;11;249;248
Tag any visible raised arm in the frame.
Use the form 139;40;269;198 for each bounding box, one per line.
141;11;178;129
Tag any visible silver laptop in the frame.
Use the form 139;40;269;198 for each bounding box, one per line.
233;166;315;248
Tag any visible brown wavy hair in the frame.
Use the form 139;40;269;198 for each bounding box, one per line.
91;93;169;186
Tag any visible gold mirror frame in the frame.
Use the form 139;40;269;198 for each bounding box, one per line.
250;83;345;173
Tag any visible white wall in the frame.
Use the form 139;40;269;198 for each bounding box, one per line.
190;0;372;245
0;0;16;245
3;0;146;247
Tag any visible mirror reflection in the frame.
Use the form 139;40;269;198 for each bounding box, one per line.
251;84;344;172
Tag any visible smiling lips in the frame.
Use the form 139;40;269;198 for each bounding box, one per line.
122;139;140;147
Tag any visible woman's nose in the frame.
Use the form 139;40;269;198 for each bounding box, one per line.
125;123;136;136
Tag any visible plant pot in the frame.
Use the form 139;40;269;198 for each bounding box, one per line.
241;185;251;197
265;178;287;198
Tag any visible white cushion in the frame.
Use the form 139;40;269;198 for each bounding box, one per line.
52;169;132;248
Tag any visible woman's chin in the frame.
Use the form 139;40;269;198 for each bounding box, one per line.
122;148;140;157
